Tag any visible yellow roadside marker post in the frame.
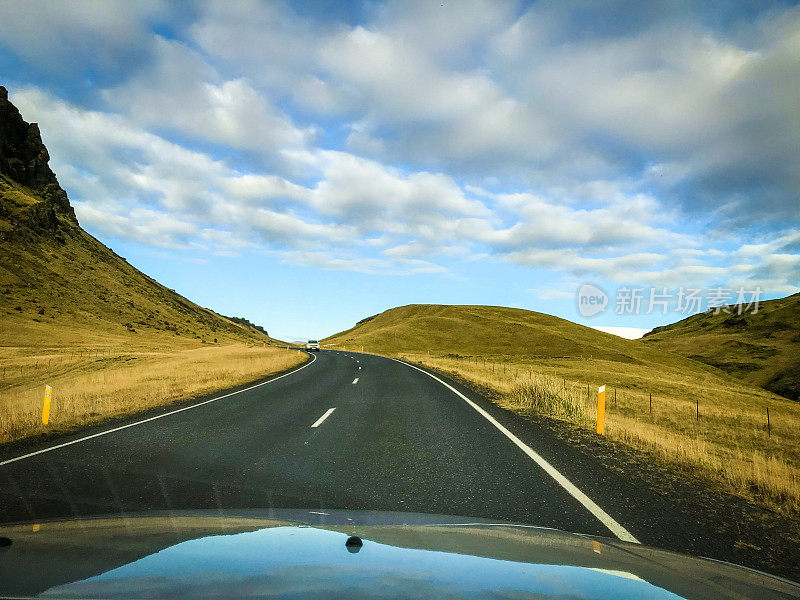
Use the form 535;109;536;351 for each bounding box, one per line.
596;385;606;435
42;385;52;425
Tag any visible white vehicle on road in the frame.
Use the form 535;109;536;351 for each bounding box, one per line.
305;340;320;351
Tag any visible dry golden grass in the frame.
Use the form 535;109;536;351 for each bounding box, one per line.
0;344;307;444
0;149;301;447
394;353;800;514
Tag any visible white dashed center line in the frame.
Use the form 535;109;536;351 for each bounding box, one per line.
311;407;336;428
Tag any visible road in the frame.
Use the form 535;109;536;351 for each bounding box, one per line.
0;350;791;572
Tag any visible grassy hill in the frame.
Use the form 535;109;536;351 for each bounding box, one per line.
0;85;304;444
324;303;722;375
325;304;800;514
322;303;770;418
0;173;274;350
0;85;274;350
643;294;800;401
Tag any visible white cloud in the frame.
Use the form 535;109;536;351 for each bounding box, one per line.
14;83;795;289
189;0;335;94
102;38;314;168
488;5;800;218
279;251;446;276
478;191;690;251
591;326;651;340
219;174;310;204
309;151;489;233
182;1;800;225
11;87;348;254
0;0;169;75
5;0;797;296
383;241;469;260
74;203;199;249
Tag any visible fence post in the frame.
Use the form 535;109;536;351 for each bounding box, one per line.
696;396;699;420
767;407;770;438
649;393;652;417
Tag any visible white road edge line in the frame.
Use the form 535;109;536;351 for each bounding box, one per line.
352;378;359;384
311;407;336;428
391;357;640;544
0;352;319;467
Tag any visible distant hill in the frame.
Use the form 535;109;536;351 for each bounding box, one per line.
323;303;720;374
643;294;800;401
0;85;276;349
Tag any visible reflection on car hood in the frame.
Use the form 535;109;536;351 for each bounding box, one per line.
0;510;797;599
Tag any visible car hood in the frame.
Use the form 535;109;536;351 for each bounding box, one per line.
0;510;797;599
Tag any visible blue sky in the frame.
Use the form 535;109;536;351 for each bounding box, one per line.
1;1;798;340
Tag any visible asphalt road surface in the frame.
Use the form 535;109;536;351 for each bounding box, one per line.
0;350;793;574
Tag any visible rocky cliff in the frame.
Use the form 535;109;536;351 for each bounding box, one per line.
0;85;76;237
0;85;275;346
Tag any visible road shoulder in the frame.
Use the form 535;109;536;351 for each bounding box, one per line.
0;352;314;464
397;356;800;583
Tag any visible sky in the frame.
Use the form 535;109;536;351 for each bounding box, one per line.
1;0;798;341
